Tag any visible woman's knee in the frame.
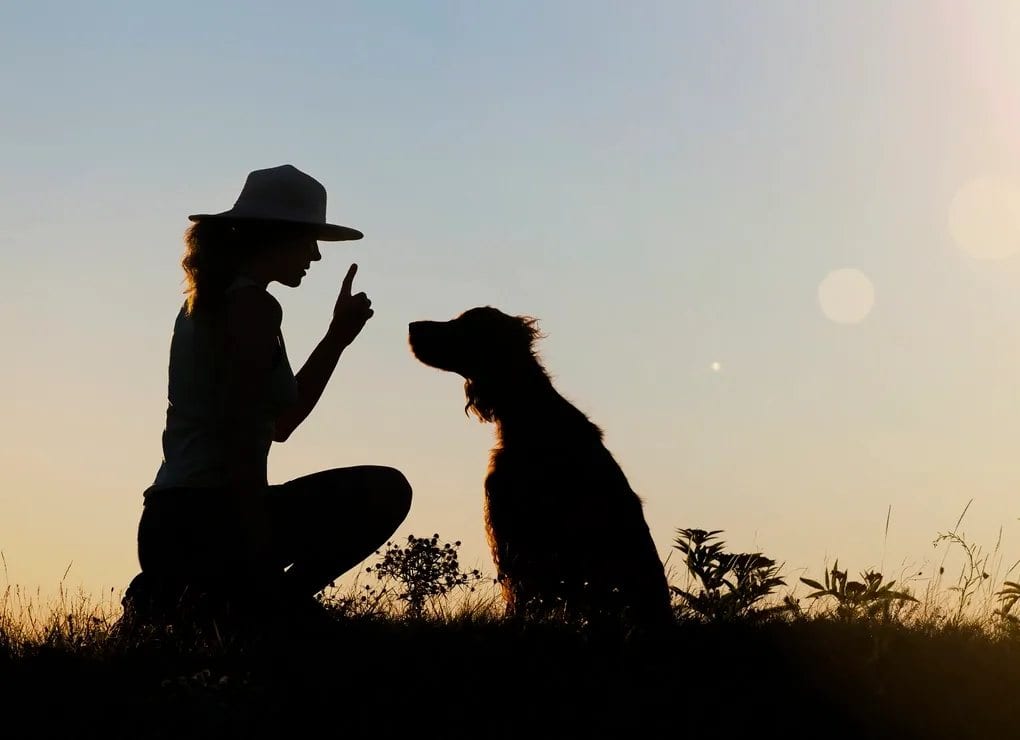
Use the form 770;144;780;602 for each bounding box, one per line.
375;466;412;523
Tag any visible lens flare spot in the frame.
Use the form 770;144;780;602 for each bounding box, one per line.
818;268;875;325
949;177;1020;260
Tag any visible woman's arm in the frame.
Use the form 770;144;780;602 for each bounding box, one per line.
274;263;373;442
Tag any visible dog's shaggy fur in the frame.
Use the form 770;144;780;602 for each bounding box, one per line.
409;307;672;627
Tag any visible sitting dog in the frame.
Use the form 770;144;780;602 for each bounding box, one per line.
409;307;672;627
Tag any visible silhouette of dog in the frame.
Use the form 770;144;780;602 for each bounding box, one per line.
409;307;672;627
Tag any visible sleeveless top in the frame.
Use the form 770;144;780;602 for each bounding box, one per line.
148;276;300;496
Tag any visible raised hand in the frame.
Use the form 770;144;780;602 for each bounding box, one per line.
330;263;374;347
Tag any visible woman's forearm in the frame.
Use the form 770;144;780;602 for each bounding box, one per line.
276;322;350;440
277;264;373;442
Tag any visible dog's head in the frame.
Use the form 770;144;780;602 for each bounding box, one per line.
408;306;541;379
409;307;543;421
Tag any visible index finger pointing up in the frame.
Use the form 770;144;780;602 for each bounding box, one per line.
340;263;358;298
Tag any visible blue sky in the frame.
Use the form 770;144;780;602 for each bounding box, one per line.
4;1;1020;603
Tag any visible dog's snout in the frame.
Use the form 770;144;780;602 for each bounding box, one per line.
408;320;438;360
408;320;430;344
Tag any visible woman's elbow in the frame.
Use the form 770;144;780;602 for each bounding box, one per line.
273;409;302;443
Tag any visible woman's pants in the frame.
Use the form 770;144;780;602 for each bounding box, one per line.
136;466;412;610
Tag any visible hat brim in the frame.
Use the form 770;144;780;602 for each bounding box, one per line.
187;213;363;241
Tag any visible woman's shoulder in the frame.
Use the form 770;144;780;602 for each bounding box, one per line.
223;285;283;333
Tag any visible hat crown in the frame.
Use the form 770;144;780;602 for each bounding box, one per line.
232;164;327;223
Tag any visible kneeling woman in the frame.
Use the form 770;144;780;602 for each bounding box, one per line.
130;165;411;630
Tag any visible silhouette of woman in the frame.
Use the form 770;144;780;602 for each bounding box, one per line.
125;165;412;633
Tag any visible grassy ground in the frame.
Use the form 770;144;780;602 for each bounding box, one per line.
6;522;1020;740
4;581;1020;740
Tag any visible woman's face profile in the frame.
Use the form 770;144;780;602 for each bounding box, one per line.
259;229;322;288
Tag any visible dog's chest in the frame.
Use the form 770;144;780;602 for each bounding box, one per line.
483;445;583;506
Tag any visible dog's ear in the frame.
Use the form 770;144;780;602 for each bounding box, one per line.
516;315;544;350
464;379;497;422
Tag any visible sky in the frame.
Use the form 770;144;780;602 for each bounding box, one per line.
4;1;1020;605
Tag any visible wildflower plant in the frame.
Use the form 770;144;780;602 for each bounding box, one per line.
932;530;995;621
800;562;916;620
366;534;485;618
671;528;790;622
994;580;1020;627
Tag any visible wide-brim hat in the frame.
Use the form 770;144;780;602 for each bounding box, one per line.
188;164;363;241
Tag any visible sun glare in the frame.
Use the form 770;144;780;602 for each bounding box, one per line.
817;268;875;325
948;177;1020;260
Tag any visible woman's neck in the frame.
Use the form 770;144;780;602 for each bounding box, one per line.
235;267;271;290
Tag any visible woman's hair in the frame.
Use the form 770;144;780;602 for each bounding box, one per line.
181;219;305;314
